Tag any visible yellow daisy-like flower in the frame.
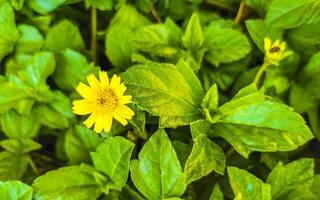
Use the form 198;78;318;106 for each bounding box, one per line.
72;71;134;133
264;37;292;66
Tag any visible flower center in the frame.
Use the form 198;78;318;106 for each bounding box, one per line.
97;89;118;113
269;46;281;54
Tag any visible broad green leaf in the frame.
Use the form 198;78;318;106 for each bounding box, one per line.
46;20;85;52
0;181;33;200
266;158;315;200
133;22;180;57
10;0;25;10
1;109;40;139
0;139;41;154
0;2;20;62
65;125;102;164
212;87;313;158
184;134;225;184
18;51;55;88
130;129;186;199
27;0;66;14
182;13;204;51
204;27;250;66
228;167;271;200
91;136;134;190
16;24;44;53
311;175;320;197
32;164;107;200
209;184;224;200
244;0;269;15
265;0;320;29
245;19;283;51
105;5;150;68
53;49;93;91
122;62;203;127
36;91;75;129
0;151;29;181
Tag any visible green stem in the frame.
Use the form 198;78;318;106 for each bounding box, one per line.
253;62;270;86
29;158;39;175
225;147;235;158
235;0;245;23
307;107;320;141
151;4;162;23
206;0;236;11
90;7;97;63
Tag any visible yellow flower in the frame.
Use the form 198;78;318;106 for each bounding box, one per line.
72;71;134;133
264;37;292;66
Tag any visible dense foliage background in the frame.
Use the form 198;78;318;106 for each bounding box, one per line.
0;0;319;199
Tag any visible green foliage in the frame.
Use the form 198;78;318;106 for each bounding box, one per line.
0;0;319;199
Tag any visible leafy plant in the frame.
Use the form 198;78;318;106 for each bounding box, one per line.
0;0;319;199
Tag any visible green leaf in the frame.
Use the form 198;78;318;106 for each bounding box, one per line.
228;167;271;200
311;175;320;197
65;125;102;164
0;139;41;154
10;0;25;10
204;27;251;66
244;0;269;15
212;87;313;158
105;5;150;68
0;151;29;181
53;49;93;91
46;20;85;52
265;0;320;29
201;84;219;111
209;184;224;200
0;180;33;200
130;129;186;199
27;0;66;14
182;13;204;51
122;62;203;127
91;136;134;190
184;134;225;184
133;22;180;57
1;109;40;139
266;158;315;200
245;19;283;51
18;51;55;88
36;90;75;129
16;24;44;53
0;2;20;62
32;164;107;200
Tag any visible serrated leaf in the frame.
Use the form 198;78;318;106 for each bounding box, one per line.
0;139;41;154
130;129;186;199
201;84;219;111
46;20;85;52
0;180;33;200
16;24;44;53
266;158;315;200
91;136;134;190
184;134;225;184
182;13;204;51
204;27;251;66
32;164;107;200
0;151;29;181
1;109;40;139
265;0;320;29
65;125;102;164
122;62;203;127
228;167;271;200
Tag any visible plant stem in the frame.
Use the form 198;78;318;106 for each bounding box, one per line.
225;147;235;158
151;4;162;23
206;0;236;11
253;62;269;86
307;107;320;141
90;7;97;63
235;0;245;23
29;158;39;175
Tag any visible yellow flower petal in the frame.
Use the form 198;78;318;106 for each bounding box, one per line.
76;82;97;100
112;110;128;125
119;95;132;104
114;83;127;97
93;115;104;133
84;113;97;128
110;75;121;90
103;114;113;132
72;99;95;115
99;71;109;89
117;105;135;119
87;74;101;91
